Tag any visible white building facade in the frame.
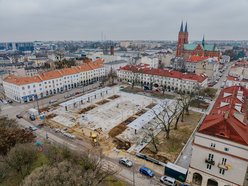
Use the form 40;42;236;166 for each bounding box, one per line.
3;61;105;103
117;64;208;93
187;86;248;186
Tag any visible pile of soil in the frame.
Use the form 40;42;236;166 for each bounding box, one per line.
96;99;110;105
78;105;97;114
113;138;131;150
146;103;157;109
46;113;57;119
108;95;120;100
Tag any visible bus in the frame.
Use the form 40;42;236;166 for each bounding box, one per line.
164;162;188;182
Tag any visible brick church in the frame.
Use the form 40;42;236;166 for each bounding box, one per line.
176;21;220;59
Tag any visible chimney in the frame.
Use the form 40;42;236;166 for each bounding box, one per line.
224;111;229;119
110;46;114;56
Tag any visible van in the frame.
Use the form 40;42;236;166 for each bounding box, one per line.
160;176;177;186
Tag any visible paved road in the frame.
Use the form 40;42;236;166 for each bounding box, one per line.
0;83;164;186
214;61;234;89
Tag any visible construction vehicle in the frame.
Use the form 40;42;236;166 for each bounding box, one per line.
90;132;99;146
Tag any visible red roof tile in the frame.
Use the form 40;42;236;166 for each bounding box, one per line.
186;55;208;63
3;60;104;85
39;70;62;80
119;65;207;83
4;75;42;85
198;86;248;146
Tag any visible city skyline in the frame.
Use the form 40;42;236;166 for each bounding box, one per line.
0;0;248;42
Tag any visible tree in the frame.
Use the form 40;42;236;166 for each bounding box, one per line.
152;100;181;139
108;67;117;85
131;72;139;89
145;127;159;153
22;149;118;186
4;144;37;178
54;50;64;62
0;117;35;155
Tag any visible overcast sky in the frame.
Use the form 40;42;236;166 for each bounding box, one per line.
0;0;247;42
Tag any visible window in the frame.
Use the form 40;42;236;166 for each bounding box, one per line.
211;143;216;148
219;168;225;175
33;85;35;88
207;164;212;170
224;147;229;152
22;87;25;90
28;85;30;89
222;158;227;165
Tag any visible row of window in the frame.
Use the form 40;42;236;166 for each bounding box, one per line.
206;154;227;175
210;143;229;152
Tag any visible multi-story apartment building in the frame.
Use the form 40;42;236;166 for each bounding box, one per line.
3;60;105;103
117;64;208;93
187;86;248;186
225;62;248;89
172;56;219;81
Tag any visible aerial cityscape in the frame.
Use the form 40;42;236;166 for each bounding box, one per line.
0;0;248;186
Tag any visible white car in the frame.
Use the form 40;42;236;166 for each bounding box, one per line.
160;176;177;186
119;158;133;167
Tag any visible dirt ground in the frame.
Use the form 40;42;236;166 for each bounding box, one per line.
141;111;203;163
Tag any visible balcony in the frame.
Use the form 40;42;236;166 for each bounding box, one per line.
217;163;229;170
205;159;215;165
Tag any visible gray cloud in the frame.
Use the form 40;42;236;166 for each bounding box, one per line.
0;0;247;41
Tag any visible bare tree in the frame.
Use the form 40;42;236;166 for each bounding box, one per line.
144;126;159;153
152;101;181;139
108;67;117;85
54;50;64;62
131;71;139;89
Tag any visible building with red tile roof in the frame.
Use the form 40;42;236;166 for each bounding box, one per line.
187;86;248;186
3;60;106;103
186;55;209;63
4;75;42;85
117;64;208;93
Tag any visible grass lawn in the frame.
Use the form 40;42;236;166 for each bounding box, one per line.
141;111;203;163
101;176;129;186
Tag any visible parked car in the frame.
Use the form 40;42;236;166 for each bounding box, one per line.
29;126;37;131
119;158;133;167
16;114;23;119
136;153;147;160
7;100;13;104
160;176;177;186
64;94;70;99
49;99;57;104
30;114;36;121
139;166;154;177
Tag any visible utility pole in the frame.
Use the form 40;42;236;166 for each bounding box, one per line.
132;158;135;186
35;95;40;115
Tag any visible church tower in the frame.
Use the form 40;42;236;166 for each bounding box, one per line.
176;21;187;57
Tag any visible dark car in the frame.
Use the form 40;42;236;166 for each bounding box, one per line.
7;100;13;104
16;114;23;119
139;166;154;177
136;153;147;160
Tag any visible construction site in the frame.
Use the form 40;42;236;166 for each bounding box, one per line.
43;86;176;154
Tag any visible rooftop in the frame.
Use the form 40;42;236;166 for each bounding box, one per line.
119;64;207;83
4;59;104;85
184;43;218;52
198;86;248;146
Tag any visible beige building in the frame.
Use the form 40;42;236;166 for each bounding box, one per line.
187;86;248;186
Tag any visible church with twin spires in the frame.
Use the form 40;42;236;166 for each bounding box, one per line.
176;21;220;59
